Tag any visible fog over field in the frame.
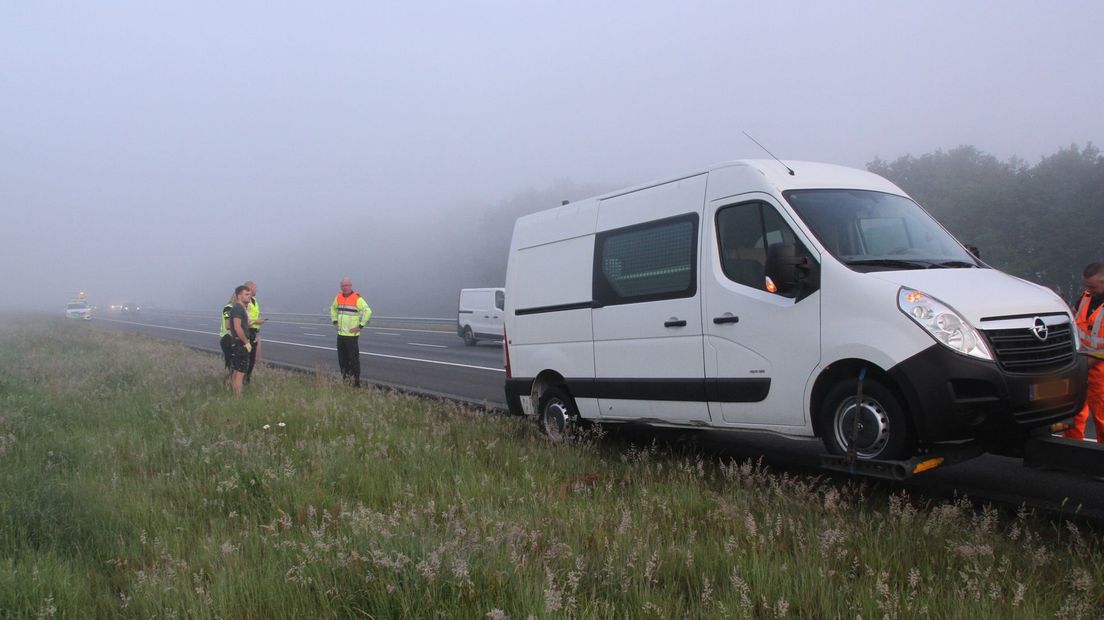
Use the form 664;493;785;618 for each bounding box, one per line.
2;2;1102;316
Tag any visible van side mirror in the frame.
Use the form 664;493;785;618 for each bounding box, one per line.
766;242;819;300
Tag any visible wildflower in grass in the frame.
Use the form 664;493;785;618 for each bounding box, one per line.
1011;582;1026;607
278;422;286;427
35;595;56;618
451;557;470;582
643;551;660;586
486;609;507;620
543;585;562;613
700;576;713;608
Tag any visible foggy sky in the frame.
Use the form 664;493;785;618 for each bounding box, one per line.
3;1;1102;316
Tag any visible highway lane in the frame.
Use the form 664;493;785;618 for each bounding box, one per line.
89;311;1104;523
94;311;506;405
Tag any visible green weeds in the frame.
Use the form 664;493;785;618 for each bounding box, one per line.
0;318;1101;618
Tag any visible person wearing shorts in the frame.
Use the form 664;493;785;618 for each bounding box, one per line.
228;285;253;397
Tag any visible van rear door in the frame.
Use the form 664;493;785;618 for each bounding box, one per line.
590;176;710;423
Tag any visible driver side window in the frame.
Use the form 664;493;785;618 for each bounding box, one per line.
717;201;808;294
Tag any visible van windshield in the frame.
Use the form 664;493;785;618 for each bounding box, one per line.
783;189;981;271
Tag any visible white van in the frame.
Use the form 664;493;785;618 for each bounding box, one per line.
457;288;505;346
503;160;1087;461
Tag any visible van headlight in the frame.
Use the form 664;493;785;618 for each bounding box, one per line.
898;288;992;361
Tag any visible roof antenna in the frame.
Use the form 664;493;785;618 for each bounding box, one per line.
743;131;795;176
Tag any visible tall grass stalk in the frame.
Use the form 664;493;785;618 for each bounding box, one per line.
0;318;1101;618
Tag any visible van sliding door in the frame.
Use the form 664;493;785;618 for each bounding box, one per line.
589;176;710;423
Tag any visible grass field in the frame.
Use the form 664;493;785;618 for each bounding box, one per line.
0;318;1101;618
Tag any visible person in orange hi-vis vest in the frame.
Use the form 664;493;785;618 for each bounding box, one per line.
1064;261;1104;441
330;277;373;387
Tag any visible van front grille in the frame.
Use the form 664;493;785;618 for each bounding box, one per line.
982;322;1075;374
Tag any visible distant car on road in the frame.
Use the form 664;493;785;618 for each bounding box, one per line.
109;303;141;315
65;299;92;320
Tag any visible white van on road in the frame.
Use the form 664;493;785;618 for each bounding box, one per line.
457;288;505;346
503;160;1087;461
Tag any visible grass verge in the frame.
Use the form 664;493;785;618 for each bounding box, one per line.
0;318;1101;618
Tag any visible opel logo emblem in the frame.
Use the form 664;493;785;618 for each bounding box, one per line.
1031;317;1048;342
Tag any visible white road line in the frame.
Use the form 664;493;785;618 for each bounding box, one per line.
97;317;216;336
408;342;447;348
358;350;501;372
304;333;327;337
95;317;504;372
376;332;401;336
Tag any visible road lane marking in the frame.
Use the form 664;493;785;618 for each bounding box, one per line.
408;343;447;348
377;332;401;336
97;318;215;336
121;312;454;334
95;318;504;372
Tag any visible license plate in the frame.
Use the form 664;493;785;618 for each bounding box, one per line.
1029;379;1070;401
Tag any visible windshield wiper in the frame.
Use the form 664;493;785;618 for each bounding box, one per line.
929;260;978;268
845;259;932;270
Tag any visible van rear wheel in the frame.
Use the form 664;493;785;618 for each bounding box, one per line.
820;378;912;461
462;327;476;346
538;386;581;442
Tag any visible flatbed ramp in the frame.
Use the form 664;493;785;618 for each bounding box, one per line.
1023;436;1104;478
822;434;1104;481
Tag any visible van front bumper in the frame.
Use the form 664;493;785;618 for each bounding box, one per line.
887;344;1087;443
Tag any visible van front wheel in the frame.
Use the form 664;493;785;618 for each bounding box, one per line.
462;327;476;346
820;378;912;461
538;386;581;442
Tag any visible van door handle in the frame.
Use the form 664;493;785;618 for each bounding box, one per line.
713;315;740;324
664;319;687;328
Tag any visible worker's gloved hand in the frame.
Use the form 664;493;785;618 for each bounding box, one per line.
244;342;253;353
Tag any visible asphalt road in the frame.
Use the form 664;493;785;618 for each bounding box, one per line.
90;311;1104;524
94;311;506;405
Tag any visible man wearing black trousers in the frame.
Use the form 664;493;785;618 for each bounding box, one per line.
330;277;372;387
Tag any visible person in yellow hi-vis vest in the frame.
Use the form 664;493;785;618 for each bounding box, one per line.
218;293;235;374
330;277;372;387
243;281;267;385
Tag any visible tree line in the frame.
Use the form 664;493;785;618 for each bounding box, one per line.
868;144;1104;302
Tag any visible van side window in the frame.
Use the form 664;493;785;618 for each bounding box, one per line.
717;202;808;293
593;213;698;306
495;290;505;311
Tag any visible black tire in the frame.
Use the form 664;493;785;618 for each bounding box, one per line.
820;378;912;460
538;386;581;442
462;327;477;346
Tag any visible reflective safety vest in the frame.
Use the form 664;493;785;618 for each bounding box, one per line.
1075;290;1104;352
331;291;372;336
219;304;232;338
249;297;261;331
